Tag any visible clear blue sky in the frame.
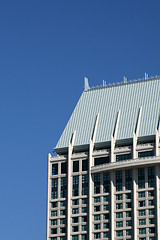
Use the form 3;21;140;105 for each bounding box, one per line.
0;1;160;239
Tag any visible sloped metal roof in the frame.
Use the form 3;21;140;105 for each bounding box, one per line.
55;78;160;150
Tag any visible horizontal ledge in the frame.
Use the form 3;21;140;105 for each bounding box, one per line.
91;156;160;173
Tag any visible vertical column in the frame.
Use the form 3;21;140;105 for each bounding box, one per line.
89;140;93;240
133;169;137;240
156;130;159;157
111;136;115;162
46;153;51;240
67;143;72;240
110;172;115;240
133;133;137;159
156;166;160;240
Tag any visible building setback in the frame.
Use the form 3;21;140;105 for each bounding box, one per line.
47;76;160;240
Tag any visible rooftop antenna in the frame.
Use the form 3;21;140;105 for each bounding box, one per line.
123;76;127;83
145;73;148;80
84;77;90;91
103;80;106;87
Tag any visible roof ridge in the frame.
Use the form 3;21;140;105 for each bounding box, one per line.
85;75;160;92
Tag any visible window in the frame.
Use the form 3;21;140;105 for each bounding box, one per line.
61;177;67;198
72;217;78;223
94;156;109;165
82;225;87;231
139;228;146;234
94;224;100;230
148;190;154;197
138;168;145;189
51;202;57;208
148;200;154;206
116;171;122;191
51;211;57;217
149;209;155;215
81;235;87;240
94;197;100;203
82;198;87;204
52;164;58;175
94;174;100;194
72;226;78;232
126;202;131;208
148;167;155;188
94;233;101;239
116;212;123;218
61;162;67;174
72;236;78;240
126;230;132;236
73;161;79;172
82;207;87;213
72;208;79;214
139;210;146;216
116;230;123;237
52;178;58;199
82;175;88;195
126;193;131;199
103;232;110;238
72;199;79;205
103;205;109;211
51;219;57;225
116;153;131;162
60;201;66;207
94;214;100;221
60;218;66;224
60;210;66;216
139;219;146;225
139;201;145;207
103;196;109;202
51;238;57;240
125;169;132;190
60;237;65;240
103;213;109;219
138;151;154;158
51;228;57;234
103;222;109;229
60;227;65;233
82;160;88;171
94;205;100;212
116;203;123;209
126;211;131;218
149;227;155;233
116;194;122;200
103;172;110;193
82;216;87;222
126;220;132;226
116;221;123;228
149;218;155;224
73;176;79;196
138;192;145;198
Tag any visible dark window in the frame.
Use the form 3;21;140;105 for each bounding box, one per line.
72;226;79;232
52;179;58;199
60;227;65;233
73;176;79;196
82;175;88;195
116;171;122;191
94;174;100;194
61;162;67;174
73;161;79;172
82;159;88;171
138;168;145;189
51;228;57;234
148;167;155;188
125;170;132;190
72;217;79;223
116;153;131;162
52;164;58;175
51;202;57;208
94;156;109;166
103;172;110;193
61;177;67;198
138;151;154;158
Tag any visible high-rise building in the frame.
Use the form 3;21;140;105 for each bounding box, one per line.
47;76;160;240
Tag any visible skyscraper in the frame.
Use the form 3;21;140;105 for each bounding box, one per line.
47;76;160;240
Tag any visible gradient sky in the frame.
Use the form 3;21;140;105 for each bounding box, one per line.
0;1;160;239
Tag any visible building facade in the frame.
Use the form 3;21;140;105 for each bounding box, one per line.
47;77;160;240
